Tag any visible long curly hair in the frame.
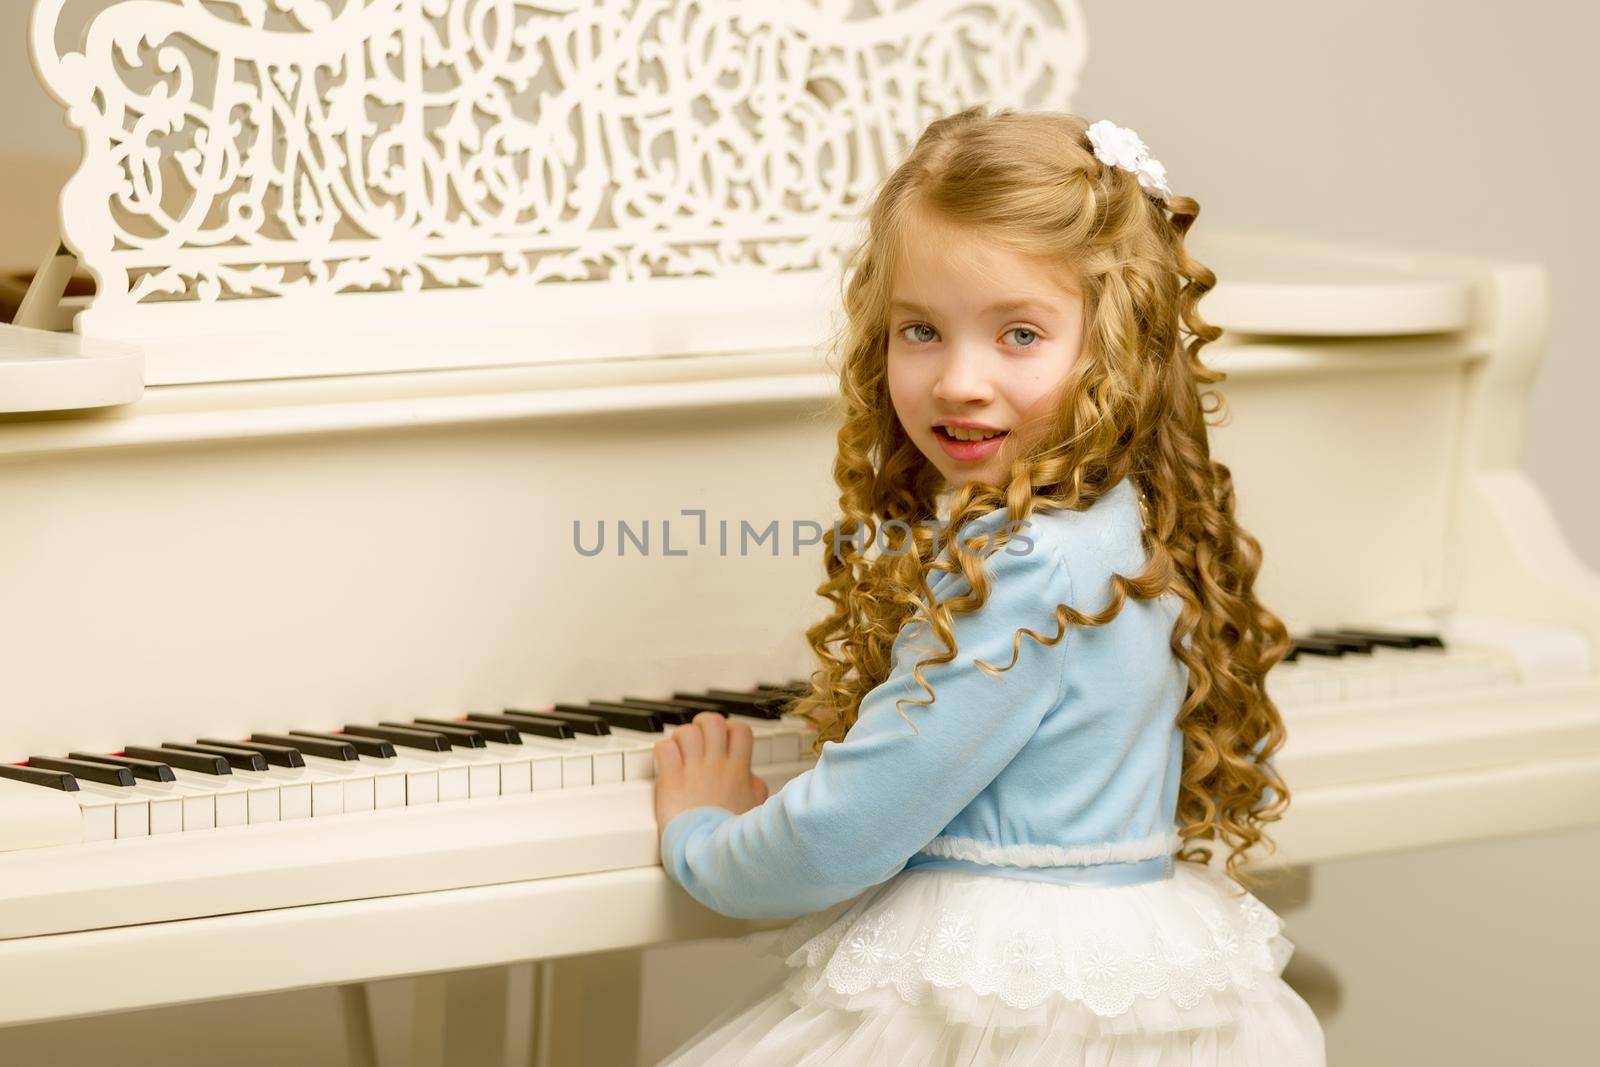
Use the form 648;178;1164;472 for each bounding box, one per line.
787;106;1294;893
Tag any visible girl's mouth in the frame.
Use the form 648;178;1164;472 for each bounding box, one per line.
934;426;1008;462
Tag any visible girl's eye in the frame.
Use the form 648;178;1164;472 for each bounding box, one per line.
1006;327;1039;348
901;324;937;344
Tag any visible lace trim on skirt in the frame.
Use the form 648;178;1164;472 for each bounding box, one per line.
753;860;1298;1036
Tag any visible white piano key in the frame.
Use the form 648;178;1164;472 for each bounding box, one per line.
353;752;443;806
478;741;532;794
72;790;117;842
601;726;663;781
296;755;377;814
388;749;466;802
167;769;249;828
514;737;593;787
227;770;281;824
113;780;188;835
75;782;148;839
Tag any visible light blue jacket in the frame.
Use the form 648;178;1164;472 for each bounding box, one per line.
659;478;1189;919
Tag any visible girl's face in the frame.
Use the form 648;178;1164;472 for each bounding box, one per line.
886;215;1086;491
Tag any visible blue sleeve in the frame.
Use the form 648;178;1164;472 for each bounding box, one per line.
659;525;1071;919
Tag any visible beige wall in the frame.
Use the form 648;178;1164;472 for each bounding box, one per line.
1;2;1594;1064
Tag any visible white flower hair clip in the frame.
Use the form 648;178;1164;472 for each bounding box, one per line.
1086;119;1172;203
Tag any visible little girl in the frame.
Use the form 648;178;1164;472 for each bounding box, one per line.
651;107;1327;1066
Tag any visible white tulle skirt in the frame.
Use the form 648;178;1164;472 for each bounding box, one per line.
652;861;1326;1066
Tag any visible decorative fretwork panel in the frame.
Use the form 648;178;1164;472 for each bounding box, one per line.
30;0;1086;381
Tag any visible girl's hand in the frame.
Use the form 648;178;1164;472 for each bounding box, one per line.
654;712;771;842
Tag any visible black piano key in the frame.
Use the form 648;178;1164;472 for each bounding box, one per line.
0;764;79;791
342;724;450;752
758;681;811;696
1297;634;1372;655
416;717;522;745
199;738;305;768
255;732;360;762
709;688;792;715
1328;627;1446;650
551;703;662;732
70;752;176;783
382;720;485;749
163;742;268;772
1286;637;1348;659
675;691;784;720
588;701;694;726
124;745;230;775
622;696;725;717
502;708;609;736
464;713;575;741
284;731;394;759
28;756;135;788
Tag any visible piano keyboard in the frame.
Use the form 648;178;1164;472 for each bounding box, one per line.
0;684;819;846
2;623;1591;850
1269;628;1523;710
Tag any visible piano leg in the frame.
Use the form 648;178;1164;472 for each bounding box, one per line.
338;982;379;1067
533;950;645;1067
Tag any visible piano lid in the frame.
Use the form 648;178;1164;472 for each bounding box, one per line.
1191;228;1474;337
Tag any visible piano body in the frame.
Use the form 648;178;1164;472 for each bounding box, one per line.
2;0;1597;1062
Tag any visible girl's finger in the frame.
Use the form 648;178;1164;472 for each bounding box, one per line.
727;720;753;766
695;711;727;756
653;738;683;779
674;722;704;762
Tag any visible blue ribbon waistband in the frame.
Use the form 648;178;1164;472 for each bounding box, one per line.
903;850;1174;887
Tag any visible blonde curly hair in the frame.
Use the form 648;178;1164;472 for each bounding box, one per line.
788;106;1294;893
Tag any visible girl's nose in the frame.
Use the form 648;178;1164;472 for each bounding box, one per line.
932;347;995;404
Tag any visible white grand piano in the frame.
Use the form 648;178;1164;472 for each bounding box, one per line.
3;1;1598;1063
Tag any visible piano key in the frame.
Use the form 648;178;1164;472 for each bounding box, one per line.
454;721;566;788
254;732;360;761
383;720;486;749
614;700;790;767
291;731;445;805
342;724;451;753
415;717;522;745
74;780;149;839
557;703;666;733
677;691;784;720
27;757;135;788
707;689;792;716
69;785;117;841
162;742;269;773
165;769;250;827
1295;634;1374;655
122;775;217;831
198;738;306;768
465;712;576;741
569;702;671;731
471;717;604;786
0;764;79;791
124;746;231;776
504;708;610;736
757;680;807;692
122;781;184;835
1286;637;1348;660
275;738;401;808
68;752;176;783
621;699;795;762
624;696;723;715
1332;627;1446;649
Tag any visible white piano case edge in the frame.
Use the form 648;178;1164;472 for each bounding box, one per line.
3;751;1599;1027
0;322;143;413
0;330;1492;462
